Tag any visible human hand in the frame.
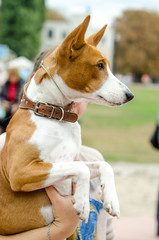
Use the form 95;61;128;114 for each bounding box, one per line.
11;104;18;115
2;101;10;110
45;186;80;238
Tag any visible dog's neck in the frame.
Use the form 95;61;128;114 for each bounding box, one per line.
27;75;71;107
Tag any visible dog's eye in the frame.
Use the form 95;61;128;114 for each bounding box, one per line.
97;63;104;70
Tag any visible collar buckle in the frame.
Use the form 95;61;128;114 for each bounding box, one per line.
34;102;49;117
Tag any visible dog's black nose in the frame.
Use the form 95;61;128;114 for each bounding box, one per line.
125;92;134;101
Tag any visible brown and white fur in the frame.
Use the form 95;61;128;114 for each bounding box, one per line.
0;16;134;235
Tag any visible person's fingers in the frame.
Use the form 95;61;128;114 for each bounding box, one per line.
45;186;80;232
46;187;73;205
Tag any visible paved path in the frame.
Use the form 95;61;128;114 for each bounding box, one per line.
111;162;159;240
114;217;159;240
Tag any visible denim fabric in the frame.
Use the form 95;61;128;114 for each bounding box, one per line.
76;198;103;240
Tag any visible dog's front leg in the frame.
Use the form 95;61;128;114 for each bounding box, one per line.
9;161;90;222
43;162;91;222
84;161;120;218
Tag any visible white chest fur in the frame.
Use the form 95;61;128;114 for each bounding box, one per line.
29;111;81;163
26;76;82;222
29;111;81;195
25;75;83;198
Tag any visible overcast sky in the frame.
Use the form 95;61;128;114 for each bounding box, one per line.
46;0;159;27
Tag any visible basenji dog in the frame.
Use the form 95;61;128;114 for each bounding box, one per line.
0;15;134;235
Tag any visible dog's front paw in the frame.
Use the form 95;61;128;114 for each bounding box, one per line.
73;197;90;222
101;183;120;218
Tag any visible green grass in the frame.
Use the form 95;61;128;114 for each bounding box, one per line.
81;85;159;163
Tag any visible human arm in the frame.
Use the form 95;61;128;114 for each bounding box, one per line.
0;187;80;240
0;227;52;240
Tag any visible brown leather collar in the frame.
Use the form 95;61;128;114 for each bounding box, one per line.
19;92;78;123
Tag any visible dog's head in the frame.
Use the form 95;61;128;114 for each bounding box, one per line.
35;15;134;107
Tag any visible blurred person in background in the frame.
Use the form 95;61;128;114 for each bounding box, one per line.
141;73;152;85
0;68;24;133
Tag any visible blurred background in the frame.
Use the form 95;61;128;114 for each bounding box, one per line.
0;0;159;239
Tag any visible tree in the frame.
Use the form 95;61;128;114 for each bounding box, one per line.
114;10;159;79
0;0;46;60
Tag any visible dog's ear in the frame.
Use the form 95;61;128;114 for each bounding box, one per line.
59;15;90;59
86;24;107;47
